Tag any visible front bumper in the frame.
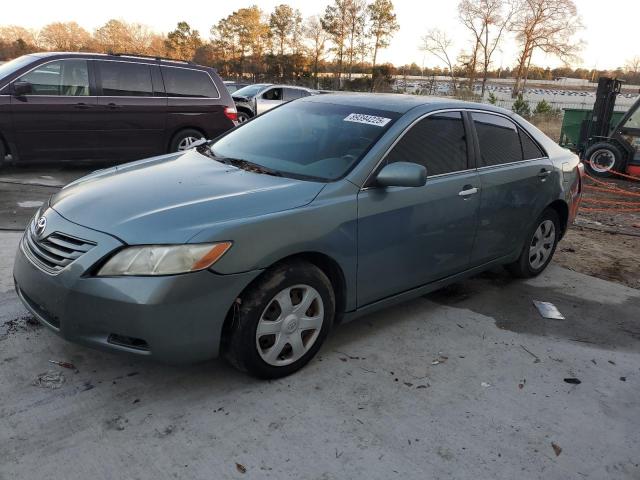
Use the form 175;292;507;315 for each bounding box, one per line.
13;209;261;364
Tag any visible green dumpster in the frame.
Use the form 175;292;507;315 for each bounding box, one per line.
559;108;625;150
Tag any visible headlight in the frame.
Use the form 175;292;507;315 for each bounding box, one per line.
97;242;232;276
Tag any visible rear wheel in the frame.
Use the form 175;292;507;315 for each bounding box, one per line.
170;129;204;152
506;208;560;278
583;142;625;178
225;261;335;379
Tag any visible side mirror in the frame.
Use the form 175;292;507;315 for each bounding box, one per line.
375;162;427;188
13;81;32;96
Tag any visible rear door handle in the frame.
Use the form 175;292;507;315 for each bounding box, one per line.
106;102;121;110
538;168;551;179
74;102;90;109
458;185;478;197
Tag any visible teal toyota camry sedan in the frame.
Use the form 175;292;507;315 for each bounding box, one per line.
13;94;583;378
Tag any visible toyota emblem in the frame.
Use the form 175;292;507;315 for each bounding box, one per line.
35;216;47;237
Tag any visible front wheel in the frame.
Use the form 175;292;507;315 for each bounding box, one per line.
236;111;251;123
583;142;625;178
225;261;335;379
506;208;560;278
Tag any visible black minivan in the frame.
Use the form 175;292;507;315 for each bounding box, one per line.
0;52;237;164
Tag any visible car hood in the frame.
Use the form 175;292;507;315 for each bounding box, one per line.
51;150;325;244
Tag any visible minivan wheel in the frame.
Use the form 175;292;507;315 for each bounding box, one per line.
170;129;205;152
506;208;560;278
225;261;335;379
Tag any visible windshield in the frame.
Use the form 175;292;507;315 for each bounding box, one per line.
622;105;640;130
233;83;271;98
210;100;400;181
0;55;36;83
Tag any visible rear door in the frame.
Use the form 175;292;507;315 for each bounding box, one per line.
357;111;480;306
95;60;167;160
469;112;555;265
10;58;98;161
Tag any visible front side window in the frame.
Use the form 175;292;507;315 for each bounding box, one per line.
18;59;89;96
472;112;523;166
263;88;283;101
386;111;468;176
211;101;400;181
99;61;152;96
161;67;218;98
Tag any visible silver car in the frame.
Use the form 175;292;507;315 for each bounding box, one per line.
13;94;583;378
232;84;318;122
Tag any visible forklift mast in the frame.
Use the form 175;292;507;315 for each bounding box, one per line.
578;77;623;151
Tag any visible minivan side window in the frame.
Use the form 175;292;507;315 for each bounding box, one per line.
472;113;523;166
98;61;152;96
17;59;89;96
520;128;545;159
386;111;468;176
161;67;219;98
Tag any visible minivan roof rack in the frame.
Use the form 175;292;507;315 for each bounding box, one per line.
108;52;195;65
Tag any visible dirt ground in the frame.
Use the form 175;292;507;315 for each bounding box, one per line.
554;176;640;290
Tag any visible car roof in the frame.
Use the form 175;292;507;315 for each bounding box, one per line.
303;92;512;115
26;51;208;69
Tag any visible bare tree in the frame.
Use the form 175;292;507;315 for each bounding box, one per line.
39;22;91;51
322;0;350;85
458;0;515;96
625;56;640;75
421;29;458;93
368;0;399;91
511;0;583;96
304;16;327;87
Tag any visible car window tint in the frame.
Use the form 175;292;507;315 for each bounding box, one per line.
386;111;468;176
18;59;89;96
99;61;152;96
472;112;523;166
161;67;218;98
520;128;545;159
284;88;302;101
263;88;282;100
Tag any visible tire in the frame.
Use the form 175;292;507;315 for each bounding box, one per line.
225;260;335;379
169;129;205;152
236;111;251;124
583;142;625;178
506;208;560;278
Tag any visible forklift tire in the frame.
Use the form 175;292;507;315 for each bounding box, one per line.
583;142;625;178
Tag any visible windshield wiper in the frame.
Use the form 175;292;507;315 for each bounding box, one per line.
220;157;282;177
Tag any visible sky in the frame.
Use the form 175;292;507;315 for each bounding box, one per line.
3;0;639;70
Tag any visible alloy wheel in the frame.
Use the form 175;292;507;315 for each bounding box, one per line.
177;136;202;151
255;285;324;367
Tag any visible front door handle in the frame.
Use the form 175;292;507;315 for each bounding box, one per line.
74;102;90;109
458;185;478;197
106;102;121;110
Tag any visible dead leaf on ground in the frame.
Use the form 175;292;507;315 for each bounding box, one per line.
236;463;246;474
551;442;562;456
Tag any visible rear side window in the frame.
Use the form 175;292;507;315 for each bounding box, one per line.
284;88;305;101
161;67;219;98
18;59;89;96
520;128;545;159
472;112;523;166
98;61;152;96
386;111;468;176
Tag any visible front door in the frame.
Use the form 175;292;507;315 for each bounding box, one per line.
255;87;283;115
357;111;480;306
469;112;556;265
10;58;97;161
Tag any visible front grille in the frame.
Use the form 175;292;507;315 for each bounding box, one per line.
23;223;95;274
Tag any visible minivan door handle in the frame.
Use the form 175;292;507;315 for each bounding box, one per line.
458;185;478;197
74;102;91;110
106;102;121;110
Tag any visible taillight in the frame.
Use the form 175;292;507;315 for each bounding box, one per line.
224;106;238;122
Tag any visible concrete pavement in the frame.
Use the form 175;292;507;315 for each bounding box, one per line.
0;231;638;480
